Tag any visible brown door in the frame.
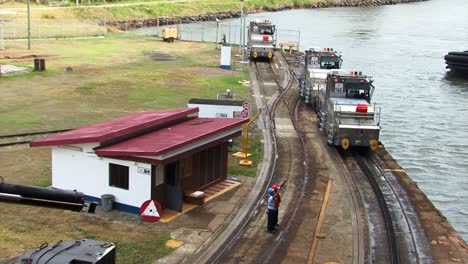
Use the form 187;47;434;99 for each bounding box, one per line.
151;165;166;209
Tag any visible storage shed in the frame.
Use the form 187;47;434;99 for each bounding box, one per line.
30;108;248;214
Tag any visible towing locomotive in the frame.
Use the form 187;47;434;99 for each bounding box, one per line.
298;47;343;105
247;19;276;60
316;70;381;150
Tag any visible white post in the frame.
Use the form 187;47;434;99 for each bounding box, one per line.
216;19;219;46
0;20;4;50
239;0;243;54
27;0;31;49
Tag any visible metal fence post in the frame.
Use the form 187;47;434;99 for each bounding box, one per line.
298;29;301;51
13;18;17;41
156;17;159;36
201;23;204;42
38;18;41;39
0;21;4;50
216;20;219;44
179;19;182;39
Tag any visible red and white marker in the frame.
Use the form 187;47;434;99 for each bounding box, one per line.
140;200;162;222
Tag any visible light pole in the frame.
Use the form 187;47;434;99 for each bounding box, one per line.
0;19;4;50
239;0;243;54
240;0;246;82
27;0;31;49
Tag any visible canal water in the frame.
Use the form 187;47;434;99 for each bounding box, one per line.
138;0;468;240
242;0;468;240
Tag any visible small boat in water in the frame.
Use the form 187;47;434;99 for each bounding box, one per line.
445;50;468;76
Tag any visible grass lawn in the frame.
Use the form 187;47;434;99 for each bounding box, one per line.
0;0;330;20
0;34;260;262
0;35;250;134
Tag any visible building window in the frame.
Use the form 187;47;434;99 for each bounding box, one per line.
109;163;129;190
216;113;228;118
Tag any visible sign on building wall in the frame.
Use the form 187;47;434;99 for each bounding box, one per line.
138;167;151;175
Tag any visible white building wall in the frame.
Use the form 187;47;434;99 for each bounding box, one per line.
187;104;243;118
51;146;151;208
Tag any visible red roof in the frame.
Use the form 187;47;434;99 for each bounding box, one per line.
95;117;247;157
30;108;198;147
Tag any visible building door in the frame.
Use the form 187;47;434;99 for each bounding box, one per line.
165;161;183;212
151;165;166;209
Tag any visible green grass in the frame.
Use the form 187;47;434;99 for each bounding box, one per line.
229;131;262;177
0;203;174;263
1;0;342;22
0;29;254;264
0;35;250;134
117;233;174;263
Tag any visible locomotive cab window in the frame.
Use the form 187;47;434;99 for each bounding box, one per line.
321;61;339;69
109;163;129;190
260;27;274;35
346;83;370;101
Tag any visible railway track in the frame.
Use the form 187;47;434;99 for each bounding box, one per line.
365;151;432;263
210;53;306;263
0;129;71;148
194;51;433;263
189;57;281;263
341;149;433;263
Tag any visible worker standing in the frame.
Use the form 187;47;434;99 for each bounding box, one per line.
272;184;281;227
266;188;277;233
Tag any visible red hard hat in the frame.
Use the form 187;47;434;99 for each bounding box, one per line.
272;184;278;190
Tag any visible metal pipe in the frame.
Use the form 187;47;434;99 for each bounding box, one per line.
0;182;84;204
0;193;84;211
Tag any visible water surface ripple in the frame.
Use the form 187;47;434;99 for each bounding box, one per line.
152;0;468;240
248;0;468;241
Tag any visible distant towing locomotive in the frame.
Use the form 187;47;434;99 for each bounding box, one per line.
247;19;276;60
316;71;381;150
298;47;343;105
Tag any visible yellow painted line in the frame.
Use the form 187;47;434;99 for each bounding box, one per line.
308;179;333;264
166;240;183;249
160;204;198;223
384;169;406;172
205;181;242;202
160;181;241;223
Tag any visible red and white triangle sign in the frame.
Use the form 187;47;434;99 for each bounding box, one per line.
140;200;162;222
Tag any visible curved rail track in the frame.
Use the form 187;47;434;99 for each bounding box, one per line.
179;51;432;263
210;53;308;263
0;129;71;148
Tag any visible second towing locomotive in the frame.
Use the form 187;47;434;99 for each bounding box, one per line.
299;47;343;105
317;70;381;150
247;19;276;60
298;47;381;150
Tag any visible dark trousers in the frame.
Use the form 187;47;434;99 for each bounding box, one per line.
273;209;278;226
267;209;278;231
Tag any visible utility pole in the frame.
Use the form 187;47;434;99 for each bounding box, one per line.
27;0;31;50
239;0;243;54
240;0;246;82
0;20;4;50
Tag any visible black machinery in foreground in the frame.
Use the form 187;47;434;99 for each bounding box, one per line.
1;239;116;264
0;177;116;264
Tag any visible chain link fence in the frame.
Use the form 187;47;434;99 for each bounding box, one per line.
1;17;300;48
0;18;107;40
133;20;300;48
